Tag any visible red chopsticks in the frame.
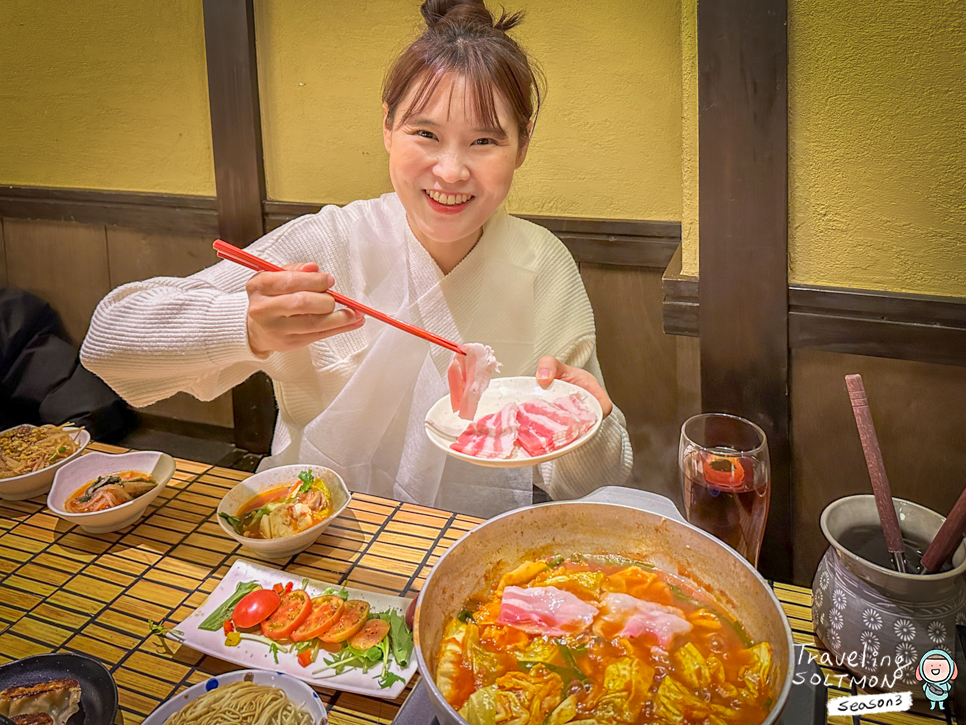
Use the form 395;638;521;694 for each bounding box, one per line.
212;240;465;356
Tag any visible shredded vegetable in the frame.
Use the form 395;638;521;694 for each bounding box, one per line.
0;424;81;479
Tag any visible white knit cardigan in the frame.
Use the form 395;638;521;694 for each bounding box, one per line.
81;194;633;511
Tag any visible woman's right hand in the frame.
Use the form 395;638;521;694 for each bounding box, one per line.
246;263;365;356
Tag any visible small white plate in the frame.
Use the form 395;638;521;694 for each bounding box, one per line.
142;668;327;725
424;376;603;468
170;559;418;700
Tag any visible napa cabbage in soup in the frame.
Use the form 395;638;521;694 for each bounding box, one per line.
437;555;774;725
220;470;332;539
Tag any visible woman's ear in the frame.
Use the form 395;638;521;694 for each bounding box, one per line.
514;120;535;169
382;103;393;154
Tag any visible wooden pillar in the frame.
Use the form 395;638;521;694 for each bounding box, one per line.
697;0;791;578
202;0;276;453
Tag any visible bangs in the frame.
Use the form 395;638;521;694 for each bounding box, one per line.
396;63;504;135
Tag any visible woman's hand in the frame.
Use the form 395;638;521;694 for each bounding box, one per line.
535;355;613;418
246;263;365;356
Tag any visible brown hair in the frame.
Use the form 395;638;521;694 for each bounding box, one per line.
382;0;543;142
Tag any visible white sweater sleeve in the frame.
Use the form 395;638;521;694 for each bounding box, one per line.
80;219;310;408
536;335;634;500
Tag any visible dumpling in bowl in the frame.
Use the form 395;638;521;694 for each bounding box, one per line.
0;678;81;725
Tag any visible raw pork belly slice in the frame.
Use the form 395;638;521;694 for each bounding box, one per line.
447;343;501;420
598;592;692;649
553;392;597;429
451;402;520;459
516;398;587;457
497;585;598;636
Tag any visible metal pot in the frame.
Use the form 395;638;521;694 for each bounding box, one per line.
414;487;795;725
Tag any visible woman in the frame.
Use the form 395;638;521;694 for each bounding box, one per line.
81;0;633;517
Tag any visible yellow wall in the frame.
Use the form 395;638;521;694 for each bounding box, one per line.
680;0;698;276
255;0;683;221
681;0;966;295
788;0;966;297
0;0;214;195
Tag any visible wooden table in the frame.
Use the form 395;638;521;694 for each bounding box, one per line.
0;443;950;725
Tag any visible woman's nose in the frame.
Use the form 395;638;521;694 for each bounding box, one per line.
434;150;470;184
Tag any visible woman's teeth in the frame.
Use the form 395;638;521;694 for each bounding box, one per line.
427;190;472;205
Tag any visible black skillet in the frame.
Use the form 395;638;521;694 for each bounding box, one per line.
0;653;117;725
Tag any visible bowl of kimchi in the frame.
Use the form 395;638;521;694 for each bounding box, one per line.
47;450;175;533
216;464;351;559
413;487;795;725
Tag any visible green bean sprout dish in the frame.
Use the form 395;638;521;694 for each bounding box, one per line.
0;424;82;479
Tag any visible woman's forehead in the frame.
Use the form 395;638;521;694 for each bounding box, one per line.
397;72;512;133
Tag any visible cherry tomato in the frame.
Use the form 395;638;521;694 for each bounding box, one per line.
290;596;345;642
261;589;312;640
232;588;281;629
320;600;370;643
348;618;390;650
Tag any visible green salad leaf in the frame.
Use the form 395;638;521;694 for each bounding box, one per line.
199;581;259;631
297;470;315;495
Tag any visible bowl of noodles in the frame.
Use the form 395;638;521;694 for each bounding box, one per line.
0;424;90;501
141;668;326;725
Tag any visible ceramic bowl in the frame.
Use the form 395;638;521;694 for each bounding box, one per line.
0;425;91;501
141;668;327;725
47;451;175;534
216;464;351;559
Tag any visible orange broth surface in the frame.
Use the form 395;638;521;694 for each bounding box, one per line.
437;555;774;725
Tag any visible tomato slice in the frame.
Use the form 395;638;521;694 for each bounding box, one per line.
348;618;390;650
261;589;312;640
232;588;281;629
701;453;746;490
320;599;370;643
290;596;345;642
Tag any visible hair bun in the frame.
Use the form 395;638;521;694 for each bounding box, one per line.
420;0;522;33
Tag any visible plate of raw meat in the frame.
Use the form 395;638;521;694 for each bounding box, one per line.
424;377;603;467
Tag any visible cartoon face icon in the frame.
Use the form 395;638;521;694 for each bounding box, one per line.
923;656;952;683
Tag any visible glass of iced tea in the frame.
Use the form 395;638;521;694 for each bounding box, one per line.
679;413;771;567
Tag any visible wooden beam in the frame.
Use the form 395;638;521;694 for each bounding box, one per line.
697;0;790;578
203;0;276;453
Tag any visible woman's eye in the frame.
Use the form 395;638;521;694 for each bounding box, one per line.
414;130;437;140
473;138;496;146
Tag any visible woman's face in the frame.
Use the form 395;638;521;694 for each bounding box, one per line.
383;74;529;271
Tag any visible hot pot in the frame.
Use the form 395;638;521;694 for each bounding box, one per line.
414;487;795;725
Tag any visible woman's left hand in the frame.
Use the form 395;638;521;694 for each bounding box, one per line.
535;356;613;418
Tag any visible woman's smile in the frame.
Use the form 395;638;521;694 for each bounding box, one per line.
424;189;475;213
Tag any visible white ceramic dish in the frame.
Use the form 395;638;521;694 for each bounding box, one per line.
216;464;351;559
0;425;91;501
169;559;418;700
47;450;175;533
141;668;327;725
424;376;603;468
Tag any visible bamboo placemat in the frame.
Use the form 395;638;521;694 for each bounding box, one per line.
0;442;950;725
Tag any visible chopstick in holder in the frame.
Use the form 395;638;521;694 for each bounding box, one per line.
921;485;966;573
845;374;909;573
212;240;465;356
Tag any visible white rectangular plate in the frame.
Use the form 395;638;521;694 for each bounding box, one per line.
170;559;417;699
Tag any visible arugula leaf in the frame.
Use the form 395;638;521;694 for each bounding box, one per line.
379;670;405;688
322;586;349;600
198;581;259;631
147;619;183;642
297;470;315;494
294;640;315;653
374;609;414;668
270;642;281;664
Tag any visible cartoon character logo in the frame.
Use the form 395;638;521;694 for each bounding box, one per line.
916;649;957;710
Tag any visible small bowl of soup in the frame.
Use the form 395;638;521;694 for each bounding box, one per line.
47;451;175;533
216;464;351;559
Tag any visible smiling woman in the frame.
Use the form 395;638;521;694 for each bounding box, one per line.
80;0;633;518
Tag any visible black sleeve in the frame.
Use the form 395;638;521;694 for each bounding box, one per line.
0;288;136;441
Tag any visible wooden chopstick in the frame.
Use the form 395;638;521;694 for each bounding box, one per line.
212;240;465;355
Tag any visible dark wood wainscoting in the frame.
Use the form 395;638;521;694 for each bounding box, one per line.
662;247;966;368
